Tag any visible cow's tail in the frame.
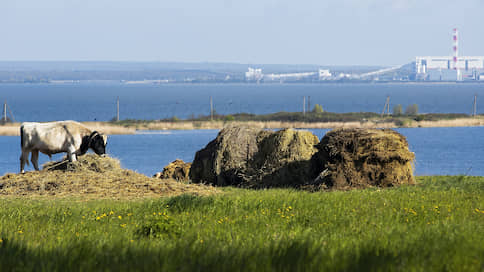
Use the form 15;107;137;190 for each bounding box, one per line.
20;125;24;148
19;125;29;166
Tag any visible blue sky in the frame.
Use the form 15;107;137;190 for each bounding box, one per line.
0;0;482;65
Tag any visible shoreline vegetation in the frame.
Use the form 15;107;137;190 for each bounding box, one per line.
1;112;484;136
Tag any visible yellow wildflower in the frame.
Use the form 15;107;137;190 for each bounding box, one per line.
118;215;122;220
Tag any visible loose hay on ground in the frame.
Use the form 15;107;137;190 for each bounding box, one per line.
0;154;217;199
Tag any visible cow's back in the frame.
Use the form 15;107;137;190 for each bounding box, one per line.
20;121;91;154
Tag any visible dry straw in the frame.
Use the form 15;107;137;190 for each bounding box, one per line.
0;154;217;200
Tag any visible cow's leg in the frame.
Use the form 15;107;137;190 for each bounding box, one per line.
67;147;77;162
31;150;40;171
20;150;29;173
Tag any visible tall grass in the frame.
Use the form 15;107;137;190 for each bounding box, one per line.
0;176;483;271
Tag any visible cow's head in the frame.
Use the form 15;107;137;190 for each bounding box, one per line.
88;131;107;155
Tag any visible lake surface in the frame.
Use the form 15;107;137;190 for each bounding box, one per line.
1;83;483;122
1;127;483;177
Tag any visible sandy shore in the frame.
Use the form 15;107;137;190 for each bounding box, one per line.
1;118;483;136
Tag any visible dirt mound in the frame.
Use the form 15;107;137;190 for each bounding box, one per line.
190;126;319;188
154;159;192;181
312;128;415;190
0;154;217;199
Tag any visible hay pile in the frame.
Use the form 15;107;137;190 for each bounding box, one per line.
190;126;319;188
190;126;268;186
0;154;217;199
313;128;415;190
154;159;192;181
43;155;121;172
248;129;319;187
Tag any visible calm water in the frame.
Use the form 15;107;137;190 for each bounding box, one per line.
0;83;483;122
1;83;483;176
1;127;483;177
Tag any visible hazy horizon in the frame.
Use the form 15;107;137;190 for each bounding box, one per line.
1;0;482;66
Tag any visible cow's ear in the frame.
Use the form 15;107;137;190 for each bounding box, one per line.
79;135;90;155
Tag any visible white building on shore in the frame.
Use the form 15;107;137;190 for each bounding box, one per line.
318;69;332;80
245;67;263;81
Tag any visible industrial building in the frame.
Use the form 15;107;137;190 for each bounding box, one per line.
244;29;483;83
415;29;484;81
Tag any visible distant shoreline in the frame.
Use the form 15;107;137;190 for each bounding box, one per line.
1;80;484;85
1;117;484;136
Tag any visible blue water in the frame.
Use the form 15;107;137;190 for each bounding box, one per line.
2;127;483;177
1;83;484;122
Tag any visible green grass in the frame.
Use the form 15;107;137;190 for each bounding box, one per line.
0;176;483;271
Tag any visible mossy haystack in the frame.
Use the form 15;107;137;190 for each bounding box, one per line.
313;128;415;189
155;159;192;181
248;128;319;187
190;126;319;188
190;126;268;186
0;154;217;199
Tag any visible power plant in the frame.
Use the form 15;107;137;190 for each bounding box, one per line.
246;28;484;82
415;28;484;81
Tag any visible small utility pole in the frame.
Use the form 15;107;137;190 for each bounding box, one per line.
2;101;6;123
473;94;477;117
303;96;306;115
116;96;120;121
381;96;390;117
210;96;213;121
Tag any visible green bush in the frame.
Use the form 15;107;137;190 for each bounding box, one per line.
312;104;324;113
224;115;235;121
405;104;419;115
393;104;403;116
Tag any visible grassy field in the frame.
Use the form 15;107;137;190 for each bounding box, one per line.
0;176;483;271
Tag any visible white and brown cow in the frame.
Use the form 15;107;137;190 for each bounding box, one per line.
20;120;107;173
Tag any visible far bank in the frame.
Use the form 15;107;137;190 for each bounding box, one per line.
1;116;484;136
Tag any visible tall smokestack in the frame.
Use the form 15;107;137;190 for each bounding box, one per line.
453;28;461;81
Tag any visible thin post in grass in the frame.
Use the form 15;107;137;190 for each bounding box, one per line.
116;96;120;122
2;101;6;123
381;96;390;117
210;96;213;121
472;94;477;117
303;96;306;116
2;100;15;123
